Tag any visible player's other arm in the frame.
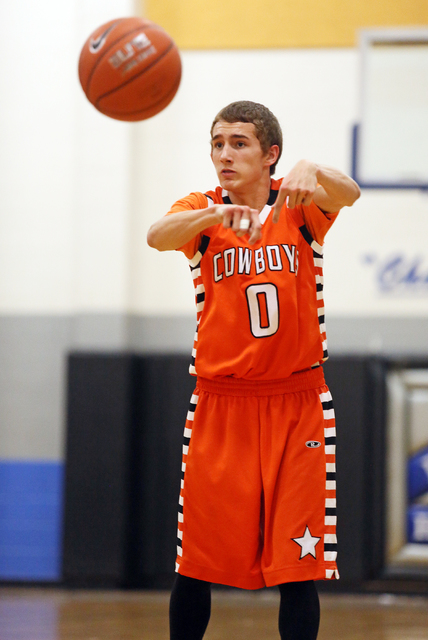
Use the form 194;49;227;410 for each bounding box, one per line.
147;204;261;251
312;163;361;213
273;160;360;222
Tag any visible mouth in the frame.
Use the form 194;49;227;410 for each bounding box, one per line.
221;169;236;177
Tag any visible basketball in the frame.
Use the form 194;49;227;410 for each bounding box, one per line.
78;17;182;121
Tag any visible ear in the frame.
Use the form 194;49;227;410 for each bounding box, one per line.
265;145;280;168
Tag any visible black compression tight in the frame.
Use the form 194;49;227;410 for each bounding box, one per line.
169;575;212;640
169;575;320;640
278;580;320;640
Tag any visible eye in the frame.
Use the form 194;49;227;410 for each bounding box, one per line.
236;141;246;148
213;141;223;149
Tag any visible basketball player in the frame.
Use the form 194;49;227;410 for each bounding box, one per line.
147;101;360;640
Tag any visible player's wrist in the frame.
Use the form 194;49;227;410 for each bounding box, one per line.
208;205;226;225
194;206;224;230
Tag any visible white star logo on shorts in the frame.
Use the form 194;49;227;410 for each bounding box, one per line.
292;526;321;559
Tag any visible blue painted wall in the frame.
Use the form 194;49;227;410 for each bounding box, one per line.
0;461;64;581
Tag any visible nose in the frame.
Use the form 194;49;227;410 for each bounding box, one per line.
219;142;232;162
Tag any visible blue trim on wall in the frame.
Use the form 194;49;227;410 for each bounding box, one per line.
0;461;64;581
351;124;428;191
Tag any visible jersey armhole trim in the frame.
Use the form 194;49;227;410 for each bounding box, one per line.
189;234;211;268
187;194;212;268
299;224;324;257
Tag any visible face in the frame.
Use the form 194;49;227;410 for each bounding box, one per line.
210;121;277;195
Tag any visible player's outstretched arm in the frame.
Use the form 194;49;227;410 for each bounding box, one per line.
147;204;261;251
312;163;361;213
272;160;360;222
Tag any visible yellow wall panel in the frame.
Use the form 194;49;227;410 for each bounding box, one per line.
143;0;428;48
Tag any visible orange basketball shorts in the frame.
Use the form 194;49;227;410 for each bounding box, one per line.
175;367;339;590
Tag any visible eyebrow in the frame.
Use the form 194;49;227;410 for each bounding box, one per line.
211;133;251;141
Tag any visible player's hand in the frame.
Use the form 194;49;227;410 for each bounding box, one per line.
214;204;262;244
272;160;318;223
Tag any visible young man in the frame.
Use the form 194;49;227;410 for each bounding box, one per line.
147;101;360;640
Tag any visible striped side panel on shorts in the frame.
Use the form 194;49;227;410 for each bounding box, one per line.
175;391;199;572
320;389;340;580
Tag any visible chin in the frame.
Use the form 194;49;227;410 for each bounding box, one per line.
219;176;237;189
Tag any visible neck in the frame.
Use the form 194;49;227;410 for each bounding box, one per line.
227;177;272;212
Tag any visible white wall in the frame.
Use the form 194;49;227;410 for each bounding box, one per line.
0;0;137;315
325;190;428;317
0;0;139;462
1;2;427;321
131;48;360;315
132;49;428;319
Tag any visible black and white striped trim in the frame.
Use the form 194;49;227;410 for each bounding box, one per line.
176;392;199;572
299;224;329;366
320;389;339;579
188;228;210;375
189;233;211;269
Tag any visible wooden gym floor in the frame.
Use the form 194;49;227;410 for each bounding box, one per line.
1;587;428;640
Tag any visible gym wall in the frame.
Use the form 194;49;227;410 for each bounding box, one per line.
0;0;428;583
146;0;428;48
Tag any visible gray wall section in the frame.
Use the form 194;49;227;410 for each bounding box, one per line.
0;316;71;460
327;316;428;356
72;314;196;352
1;313;428;460
0;314;196;461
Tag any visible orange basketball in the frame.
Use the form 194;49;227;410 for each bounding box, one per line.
78;17;182;121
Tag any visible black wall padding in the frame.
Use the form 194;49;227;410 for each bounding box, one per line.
131;356;196;587
63;354;137;587
322;357;387;590
63;353;196;588
64;353;389;589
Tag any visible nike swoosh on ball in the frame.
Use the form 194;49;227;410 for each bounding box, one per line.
89;22;119;53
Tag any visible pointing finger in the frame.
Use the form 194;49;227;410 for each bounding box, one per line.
272;190;287;223
287;191;298;210
248;211;262;244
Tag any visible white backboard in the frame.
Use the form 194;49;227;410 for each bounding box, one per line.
354;28;428;189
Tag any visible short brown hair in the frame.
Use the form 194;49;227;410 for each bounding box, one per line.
211;101;283;175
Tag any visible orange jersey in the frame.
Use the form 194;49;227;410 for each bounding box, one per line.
169;178;339;380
